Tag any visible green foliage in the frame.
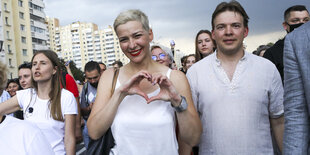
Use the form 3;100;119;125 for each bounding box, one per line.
267;42;274;47
59;59;84;82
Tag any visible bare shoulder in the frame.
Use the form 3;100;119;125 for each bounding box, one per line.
170;69;187;81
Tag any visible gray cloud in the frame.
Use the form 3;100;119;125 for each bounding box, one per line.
45;0;310;51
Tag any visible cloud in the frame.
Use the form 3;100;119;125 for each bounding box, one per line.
44;0;310;53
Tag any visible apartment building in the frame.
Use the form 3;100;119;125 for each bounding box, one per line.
47;19;129;70
100;26;129;67
0;2;4;62
29;0;48;52
1;0;34;78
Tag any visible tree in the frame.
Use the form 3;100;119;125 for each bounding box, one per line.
59;59;84;82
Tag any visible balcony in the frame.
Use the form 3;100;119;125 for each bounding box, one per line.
31;31;48;40
32;20;47;30
8;50;13;55
32;43;48;50
30;0;45;8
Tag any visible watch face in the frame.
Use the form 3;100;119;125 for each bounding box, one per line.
175;96;188;112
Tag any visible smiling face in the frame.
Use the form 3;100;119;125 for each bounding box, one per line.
7;82;19;97
116;21;153;63
212;11;248;56
31;53;56;83
197;33;215;57
151;47;170;67
18;68;32;89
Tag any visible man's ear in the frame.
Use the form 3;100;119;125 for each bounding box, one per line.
283;22;289;32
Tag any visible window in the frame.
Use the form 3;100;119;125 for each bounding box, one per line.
6;31;10;39
9;58;12;66
21;37;26;43
20;24;25;31
22;49;27;56
4;3;8;11
18;0;23;7
5;17;9;25
19;12;24;19
8;45;11;53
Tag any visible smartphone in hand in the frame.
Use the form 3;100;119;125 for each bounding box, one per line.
65;60;71;66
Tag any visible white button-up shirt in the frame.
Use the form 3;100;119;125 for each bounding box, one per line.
186;52;283;155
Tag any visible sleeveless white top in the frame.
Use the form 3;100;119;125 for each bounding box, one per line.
110;69;178;155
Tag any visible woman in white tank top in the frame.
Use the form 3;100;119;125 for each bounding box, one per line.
87;9;202;155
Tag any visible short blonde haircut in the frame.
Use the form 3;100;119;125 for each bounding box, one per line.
113;9;150;33
0;62;8;90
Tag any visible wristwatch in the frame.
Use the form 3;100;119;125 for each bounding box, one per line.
173;95;188;112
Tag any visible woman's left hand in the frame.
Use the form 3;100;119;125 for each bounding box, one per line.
147;73;181;106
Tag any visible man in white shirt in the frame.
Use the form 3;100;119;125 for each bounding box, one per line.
186;1;284;154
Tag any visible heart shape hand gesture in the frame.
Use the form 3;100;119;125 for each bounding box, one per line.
119;70;181;105
119;70;152;101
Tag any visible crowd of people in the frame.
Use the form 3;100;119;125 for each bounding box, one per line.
0;0;310;154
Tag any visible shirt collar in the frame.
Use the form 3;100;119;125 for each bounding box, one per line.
214;50;248;65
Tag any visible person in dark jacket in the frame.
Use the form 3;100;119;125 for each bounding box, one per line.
263;5;309;82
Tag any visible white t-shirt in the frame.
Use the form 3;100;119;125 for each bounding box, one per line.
16;88;78;155
110;69;178;155
187;52;284;154
0;115;54;155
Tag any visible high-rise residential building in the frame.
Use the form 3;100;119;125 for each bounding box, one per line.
1;0;34;78
47;19;129;70
100;26;129;67
29;0;48;52
0;2;4;62
46;17;59;52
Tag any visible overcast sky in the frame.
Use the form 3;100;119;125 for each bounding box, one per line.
44;0;310;53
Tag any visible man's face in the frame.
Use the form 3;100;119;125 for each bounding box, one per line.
18;68;32;89
99;64;106;74
85;70;100;88
283;10;310;32
212;11;248;55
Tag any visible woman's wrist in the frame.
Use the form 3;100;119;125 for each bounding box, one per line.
171;95;182;107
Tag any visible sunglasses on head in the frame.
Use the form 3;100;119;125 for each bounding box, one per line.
151;53;166;61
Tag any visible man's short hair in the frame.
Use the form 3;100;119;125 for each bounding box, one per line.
18;62;31;71
284;5;308;22
211;0;249;30
112;60;123;67
84;61;100;73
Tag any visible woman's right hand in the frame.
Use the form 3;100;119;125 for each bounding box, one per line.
118;70;152;101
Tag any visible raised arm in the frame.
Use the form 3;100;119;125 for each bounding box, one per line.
283;33;309;154
0;96;20;115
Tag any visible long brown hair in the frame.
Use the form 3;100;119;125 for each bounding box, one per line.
195;30;216;62
31;50;63;121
